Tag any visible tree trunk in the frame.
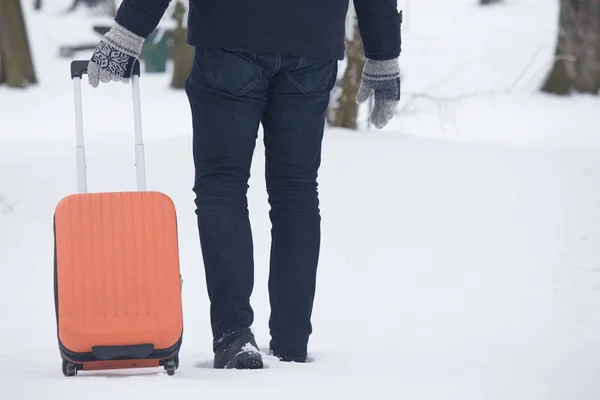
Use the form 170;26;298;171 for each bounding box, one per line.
0;46;5;84
330;17;365;130
542;0;600;95
170;1;194;89
0;0;37;88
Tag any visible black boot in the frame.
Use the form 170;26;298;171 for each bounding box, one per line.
213;333;263;369
269;349;307;363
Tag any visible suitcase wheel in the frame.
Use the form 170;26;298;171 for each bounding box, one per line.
164;356;179;376
62;360;77;377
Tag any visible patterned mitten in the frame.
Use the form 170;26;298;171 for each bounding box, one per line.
87;23;144;88
356;58;401;129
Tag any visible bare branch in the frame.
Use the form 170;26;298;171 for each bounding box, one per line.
505;43;550;92
397;50;564;115
397;88;505;115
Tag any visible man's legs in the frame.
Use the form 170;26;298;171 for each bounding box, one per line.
184;47;267;367
261;56;338;362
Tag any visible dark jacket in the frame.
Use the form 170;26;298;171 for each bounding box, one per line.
115;0;402;61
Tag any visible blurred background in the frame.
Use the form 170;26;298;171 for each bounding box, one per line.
0;0;600;129
2;0;599;137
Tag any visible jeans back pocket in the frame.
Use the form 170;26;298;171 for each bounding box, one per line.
285;59;338;94
202;47;261;96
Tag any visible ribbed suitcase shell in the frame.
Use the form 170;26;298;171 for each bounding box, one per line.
53;191;183;369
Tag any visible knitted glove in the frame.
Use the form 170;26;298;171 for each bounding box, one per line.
87;23;144;88
356;58;401;129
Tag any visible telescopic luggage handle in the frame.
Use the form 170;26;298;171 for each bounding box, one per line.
70;60;146;194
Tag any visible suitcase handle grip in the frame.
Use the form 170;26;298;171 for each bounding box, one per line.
70;59;146;194
92;343;154;360
70;60;141;79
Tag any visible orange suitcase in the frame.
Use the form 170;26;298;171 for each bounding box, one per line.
53;60;183;377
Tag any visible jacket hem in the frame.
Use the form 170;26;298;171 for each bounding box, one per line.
186;35;345;61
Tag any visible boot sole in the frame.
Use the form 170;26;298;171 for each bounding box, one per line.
226;350;264;369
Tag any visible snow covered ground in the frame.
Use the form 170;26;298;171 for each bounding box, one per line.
1;0;600;399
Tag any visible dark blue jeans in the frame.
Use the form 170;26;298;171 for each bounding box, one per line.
184;47;337;360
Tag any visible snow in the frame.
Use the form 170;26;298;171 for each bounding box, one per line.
2;0;600;399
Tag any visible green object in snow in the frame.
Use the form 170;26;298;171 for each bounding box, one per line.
141;31;170;73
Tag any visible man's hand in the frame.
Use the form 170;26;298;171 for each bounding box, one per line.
87;23;144;88
356;58;401;129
